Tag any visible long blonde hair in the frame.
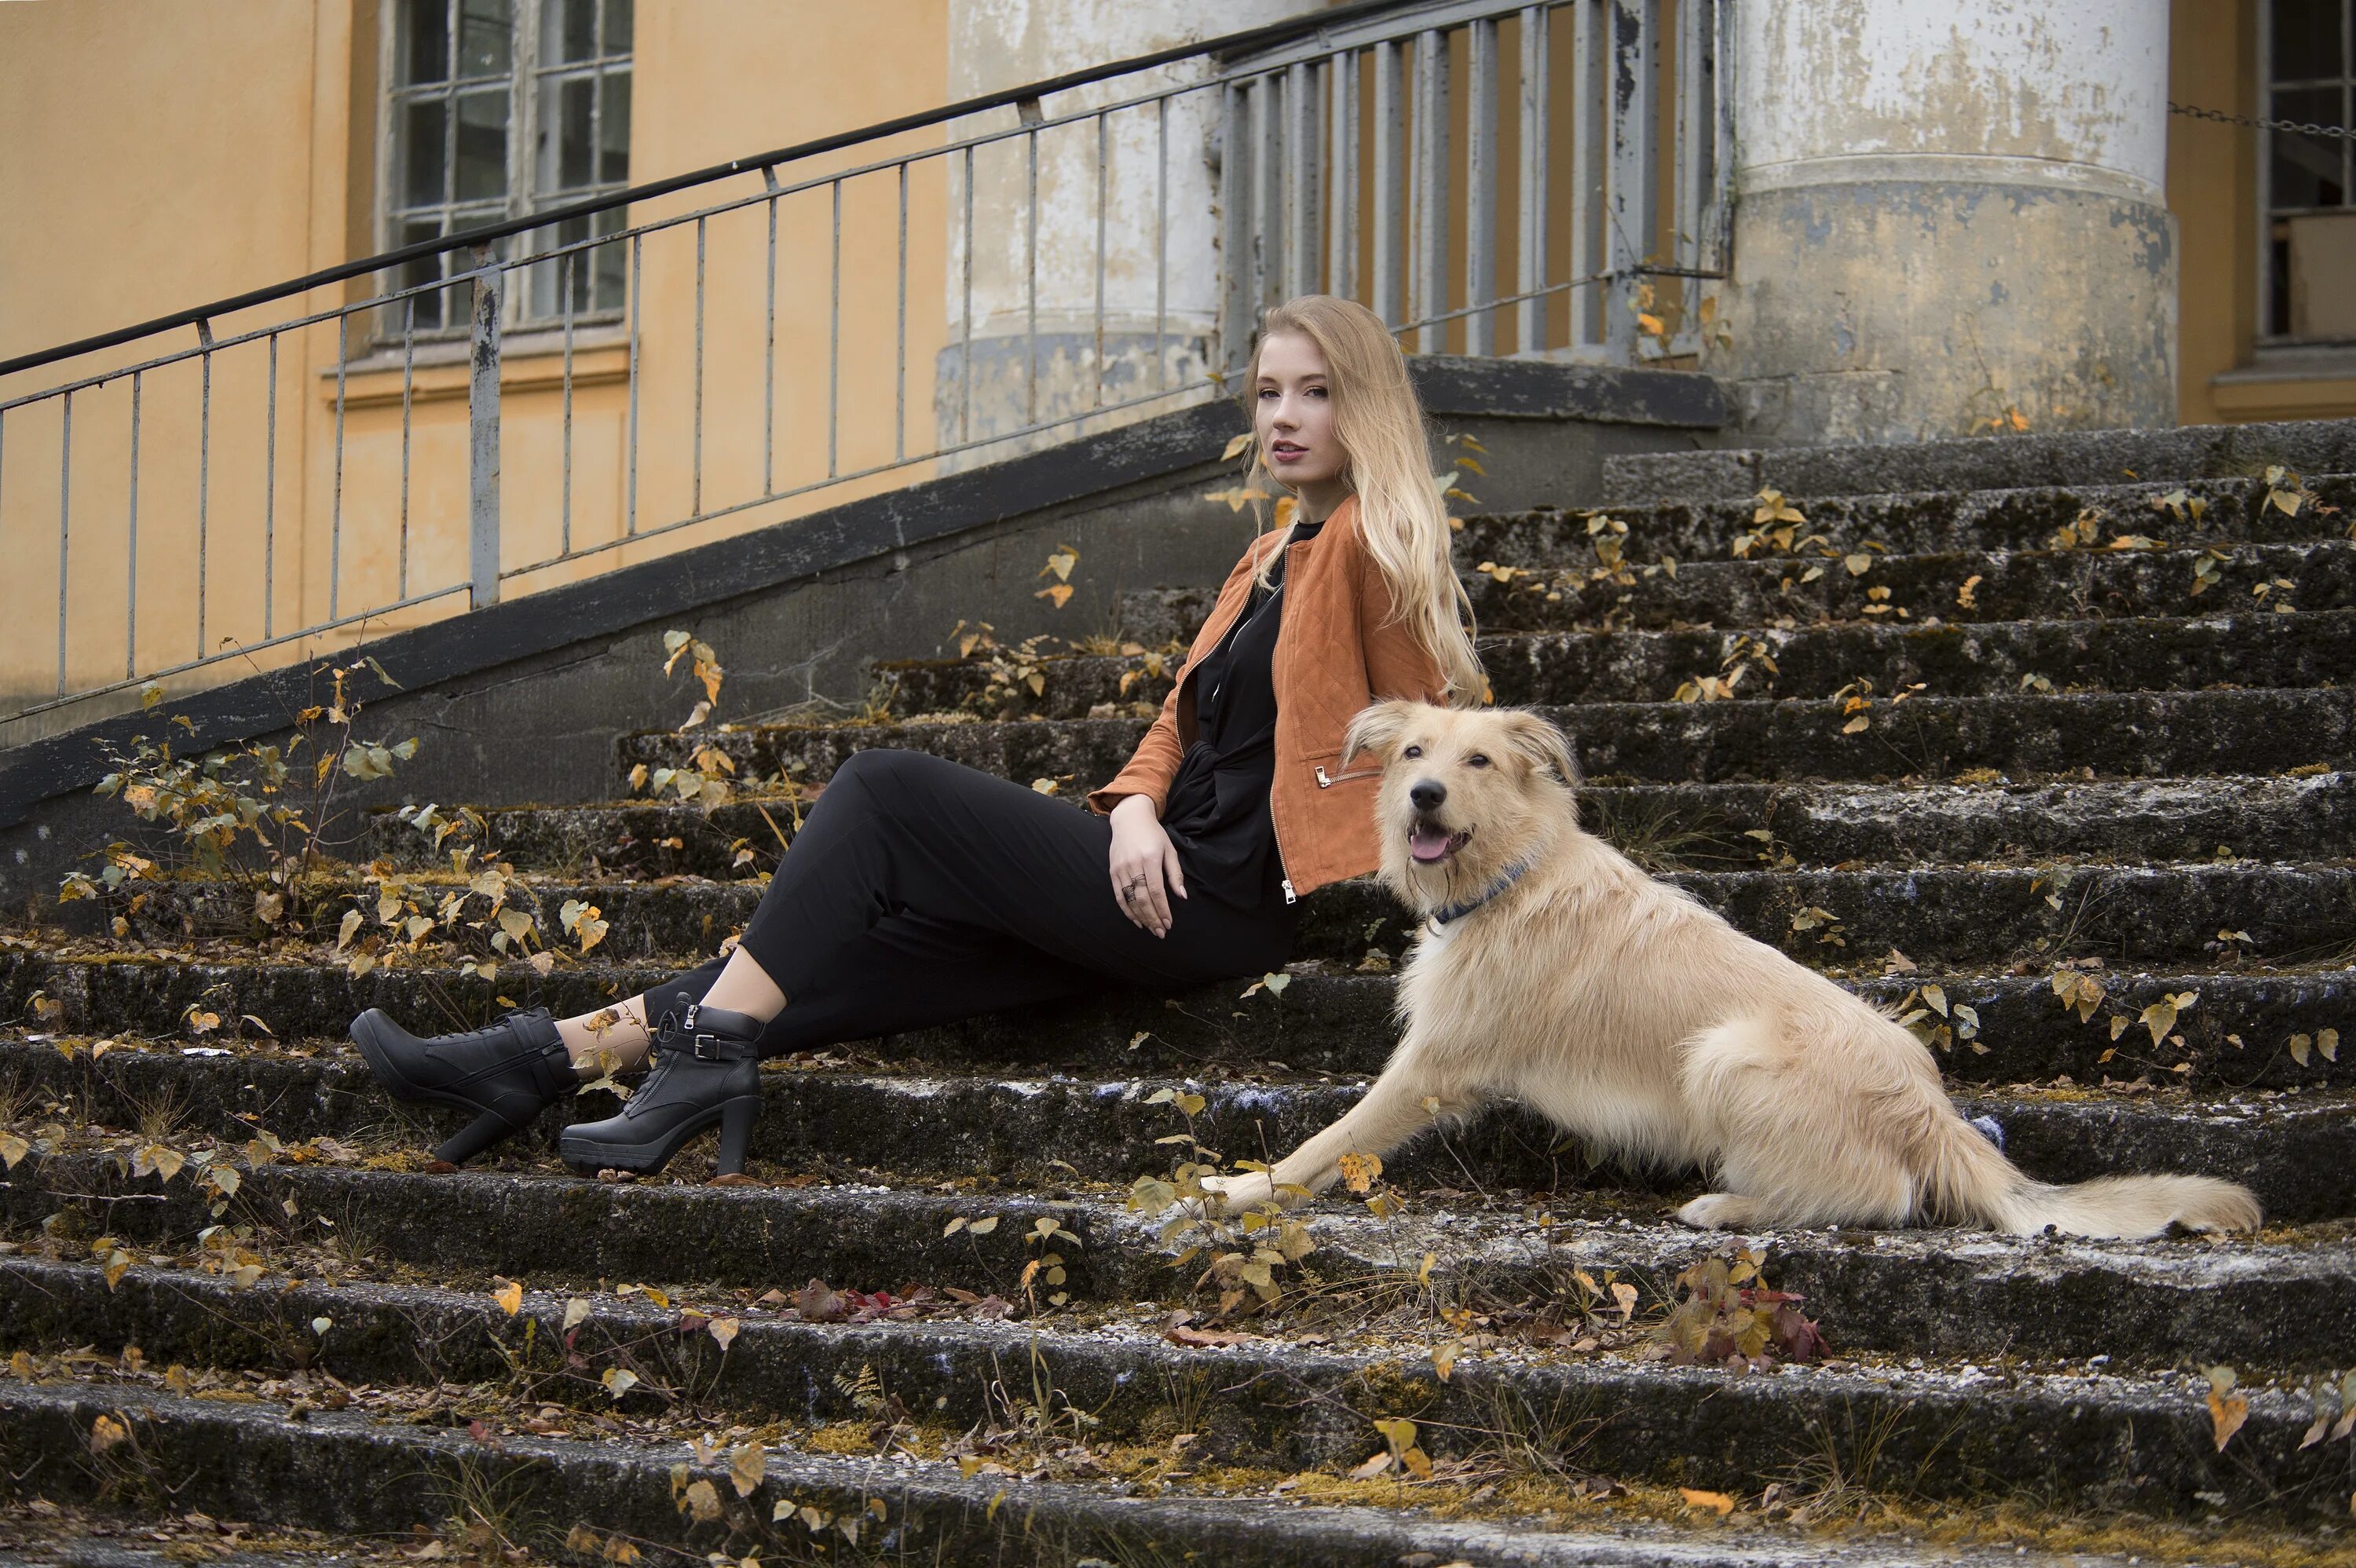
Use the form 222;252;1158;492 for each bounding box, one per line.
1240;295;1483;704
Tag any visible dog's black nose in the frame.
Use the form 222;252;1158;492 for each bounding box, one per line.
1410;780;1447;812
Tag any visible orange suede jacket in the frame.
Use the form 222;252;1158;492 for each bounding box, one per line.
1086;492;1451;901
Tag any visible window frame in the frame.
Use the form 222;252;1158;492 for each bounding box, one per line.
374;0;634;338
2257;0;2356;346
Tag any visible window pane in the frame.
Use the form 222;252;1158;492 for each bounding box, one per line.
591;204;627;313
455;88;510;201
541;0;598;62
401;0;450;86
2271;86;2350;208
547;75;594;189
400;97;448;207
398;218;448;331
2272;0;2345;80
602;0;632;55
598;71;630;185
458;0;513;78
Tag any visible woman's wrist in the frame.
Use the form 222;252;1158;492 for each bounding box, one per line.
1110;793;1160;825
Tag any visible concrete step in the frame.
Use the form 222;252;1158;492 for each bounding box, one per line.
1106;535;2356;648
877;609;2356;716
3;1037;2343;1222
1461;538;2356;638
2;952;2347;1090
0;1374;2280;1561
3;1153;2348;1375
627;688;2356;793
100;859;2356;974
1474;473;2356;570
357;773;2356;879
1601;416;2356;503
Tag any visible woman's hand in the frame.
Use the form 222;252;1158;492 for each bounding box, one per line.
1107;794;1187;937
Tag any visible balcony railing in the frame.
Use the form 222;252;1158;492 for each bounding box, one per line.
0;0;1728;740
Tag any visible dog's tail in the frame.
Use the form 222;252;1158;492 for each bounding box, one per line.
1915;1106;2261;1240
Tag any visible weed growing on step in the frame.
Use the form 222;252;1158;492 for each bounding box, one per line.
1648;1247;1825;1372
1124;1090;1318;1320
62;660;419;941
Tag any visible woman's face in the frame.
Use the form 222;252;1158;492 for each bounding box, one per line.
1253;331;1348;497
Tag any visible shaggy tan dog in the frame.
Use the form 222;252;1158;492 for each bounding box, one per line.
1202;701;2261;1238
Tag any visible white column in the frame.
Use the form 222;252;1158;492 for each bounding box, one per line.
939;0;1315;464
1714;0;2177;445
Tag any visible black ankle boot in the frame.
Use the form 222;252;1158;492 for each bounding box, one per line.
558;993;764;1179
349;1007;578;1166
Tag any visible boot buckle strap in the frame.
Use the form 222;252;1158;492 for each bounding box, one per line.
690;1032;723;1062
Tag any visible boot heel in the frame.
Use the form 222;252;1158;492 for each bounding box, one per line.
436;1108;515;1166
715;1096;761;1177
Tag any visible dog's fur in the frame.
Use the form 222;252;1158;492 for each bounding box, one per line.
1202;702;2261;1238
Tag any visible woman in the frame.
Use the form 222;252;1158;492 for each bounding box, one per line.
348;294;1483;1180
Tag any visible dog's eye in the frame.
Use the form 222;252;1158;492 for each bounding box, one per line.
1465;754;1491;768
1402;745;1422;759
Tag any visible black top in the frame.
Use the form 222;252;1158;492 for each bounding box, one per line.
1160;516;1327;907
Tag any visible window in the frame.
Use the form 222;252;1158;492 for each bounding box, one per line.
2265;0;2356;339
383;0;633;334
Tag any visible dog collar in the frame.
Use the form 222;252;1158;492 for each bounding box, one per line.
1428;853;1537;929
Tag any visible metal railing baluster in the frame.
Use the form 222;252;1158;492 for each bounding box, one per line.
125;373;140;679
829;177;842;481
1516;5;1550;354
196;333;210;659
1412;28;1451;353
467;246;502;609
331;315;347;621
1372;39;1404;327
692;214;707;515
1465;18;1498;355
56;393;70;698
764;168;780;496
561;254;576;558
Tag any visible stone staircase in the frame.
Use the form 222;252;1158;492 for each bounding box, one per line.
1;418;2354;1565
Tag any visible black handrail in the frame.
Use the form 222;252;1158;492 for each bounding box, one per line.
0;0;1406;383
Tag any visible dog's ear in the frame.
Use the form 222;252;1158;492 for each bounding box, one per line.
1342;699;1426;768
1492;708;1581;787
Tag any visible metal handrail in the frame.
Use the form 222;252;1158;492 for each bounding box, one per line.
0;0;1728;736
0;0;1408;385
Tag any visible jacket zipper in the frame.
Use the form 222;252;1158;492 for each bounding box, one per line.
1314;762;1383;788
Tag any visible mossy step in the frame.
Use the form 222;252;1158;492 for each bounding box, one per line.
877;608;2356;718
0;1376;2288;1562
1484;472;2356;567
624;688;2356;793
1114;539;2356;651
0;1035;2343;1221
1461;538;2356;638
356;773;2356;880
2;954;2347;1090
1604;415;2356;502
5;1157;2351;1374
90;859;2356;977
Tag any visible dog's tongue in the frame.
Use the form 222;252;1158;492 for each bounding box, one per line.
1410;824;1454;863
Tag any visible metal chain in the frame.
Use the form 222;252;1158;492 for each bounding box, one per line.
2170;99;2356;139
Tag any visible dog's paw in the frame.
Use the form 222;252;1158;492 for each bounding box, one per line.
1197;1171;1279;1212
1675;1192;1762;1230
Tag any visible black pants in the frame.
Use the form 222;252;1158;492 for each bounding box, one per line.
639;748;1299;1055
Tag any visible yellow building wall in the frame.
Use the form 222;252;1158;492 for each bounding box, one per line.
0;0;951;738
2170;0;2356;426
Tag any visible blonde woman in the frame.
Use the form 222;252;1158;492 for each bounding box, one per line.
348;294;1484;1179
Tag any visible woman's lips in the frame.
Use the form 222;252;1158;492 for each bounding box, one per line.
1271;444;1307;462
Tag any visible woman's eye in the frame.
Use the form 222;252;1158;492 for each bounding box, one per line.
1467;754;1491;768
1402;745;1422;759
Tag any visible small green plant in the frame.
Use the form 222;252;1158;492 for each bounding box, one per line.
1125;1090;1317;1319
63;660;418;937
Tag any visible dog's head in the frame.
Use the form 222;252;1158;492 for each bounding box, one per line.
1342;700;1582;911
